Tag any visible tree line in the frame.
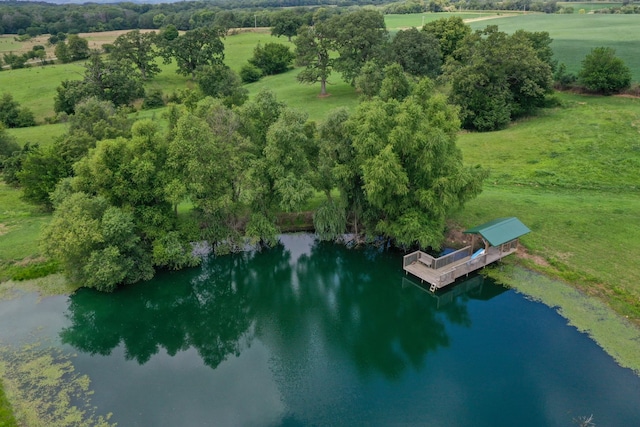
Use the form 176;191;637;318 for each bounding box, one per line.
0;0;570;36
1;86;486;292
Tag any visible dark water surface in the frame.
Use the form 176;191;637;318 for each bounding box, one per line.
2;234;640;426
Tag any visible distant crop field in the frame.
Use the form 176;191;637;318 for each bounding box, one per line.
469;13;640;81
557;1;623;11
383;12;513;29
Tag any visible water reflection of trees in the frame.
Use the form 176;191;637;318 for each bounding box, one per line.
62;235;493;378
60;253;256;369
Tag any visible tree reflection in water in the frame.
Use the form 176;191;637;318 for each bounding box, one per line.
61;234;503;378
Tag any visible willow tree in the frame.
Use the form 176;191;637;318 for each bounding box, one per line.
321;79;487;248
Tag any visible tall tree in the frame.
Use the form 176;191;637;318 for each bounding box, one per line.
271;10;303;42
41;193;155;292
162;26;225;78
109;30;160;80
341;91;487;247
195;64;248;108
65;34;90;62
422;16;470;62
82;53;144;108
295;23;333;97
446;26;553;131
390;27;442;78
326;9;388;85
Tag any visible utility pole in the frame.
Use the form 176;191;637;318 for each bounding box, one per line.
254;14;257;29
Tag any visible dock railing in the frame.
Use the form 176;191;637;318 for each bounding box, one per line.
403;246;474;270
432;246;473;270
403;251;434;268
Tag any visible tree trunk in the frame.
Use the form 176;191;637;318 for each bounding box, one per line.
320;78;327;96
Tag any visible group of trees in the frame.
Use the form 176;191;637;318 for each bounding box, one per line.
3;81;486;291
293;12;555;131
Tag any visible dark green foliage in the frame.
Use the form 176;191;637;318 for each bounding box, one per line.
55;54;143;113
0;125;20;172
423;16;471;61
142;88;165;109
162;26;225;78
239;63;263;83
554;63;577;90
9;259;59;281
2;52;28;69
295;24;333;96
313;199;347;241
55;34;89;63
271;10;303;42
447;26;553;131
54;80;92;115
248;42;295;75
578;47;632;95
17;145;69;209
379;63;412;102
1;143;34;186
0;93;35;128
84;54;144;107
355;61;385;98
390;27;442;78
195;64;248;108
109;30;160;80
326;9;388;85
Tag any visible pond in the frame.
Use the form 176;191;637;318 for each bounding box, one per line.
1;234;640;426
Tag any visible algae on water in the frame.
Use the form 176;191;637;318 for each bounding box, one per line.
0;339;115;427
490;264;640;375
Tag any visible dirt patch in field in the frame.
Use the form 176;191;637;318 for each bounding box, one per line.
0;223;8;236
463;13;520;23
516;245;550;267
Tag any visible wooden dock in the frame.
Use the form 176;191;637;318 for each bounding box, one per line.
402;241;518;292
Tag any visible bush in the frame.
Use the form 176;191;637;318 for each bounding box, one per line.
240;63;263;83
578;47;632;95
248;42;295;75
142;88;165;109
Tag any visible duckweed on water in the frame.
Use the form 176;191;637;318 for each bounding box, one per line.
0;339;115;427
490;264;640;375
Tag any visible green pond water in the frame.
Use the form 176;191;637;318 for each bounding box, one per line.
2;233;640;426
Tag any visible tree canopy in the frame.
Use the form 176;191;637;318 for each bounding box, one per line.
446;26;554;131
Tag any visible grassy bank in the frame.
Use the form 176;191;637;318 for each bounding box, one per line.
452;93;640;322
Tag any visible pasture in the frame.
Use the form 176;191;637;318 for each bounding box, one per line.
468;13;640;81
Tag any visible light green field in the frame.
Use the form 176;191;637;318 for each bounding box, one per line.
383;11;504;29
557;1;623;11
0;63;85;122
0;181;50;268
453;93;640;320
469;13;640;81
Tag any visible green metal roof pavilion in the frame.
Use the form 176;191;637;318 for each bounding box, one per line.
463;217;530;247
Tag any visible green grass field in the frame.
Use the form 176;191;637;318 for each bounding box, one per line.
383;11;504;29
453;94;640;320
468;13;640;81
557;1;623;11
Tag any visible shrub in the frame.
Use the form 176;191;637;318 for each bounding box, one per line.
240;63;263;83
578;47;631;95
142;88;165;109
